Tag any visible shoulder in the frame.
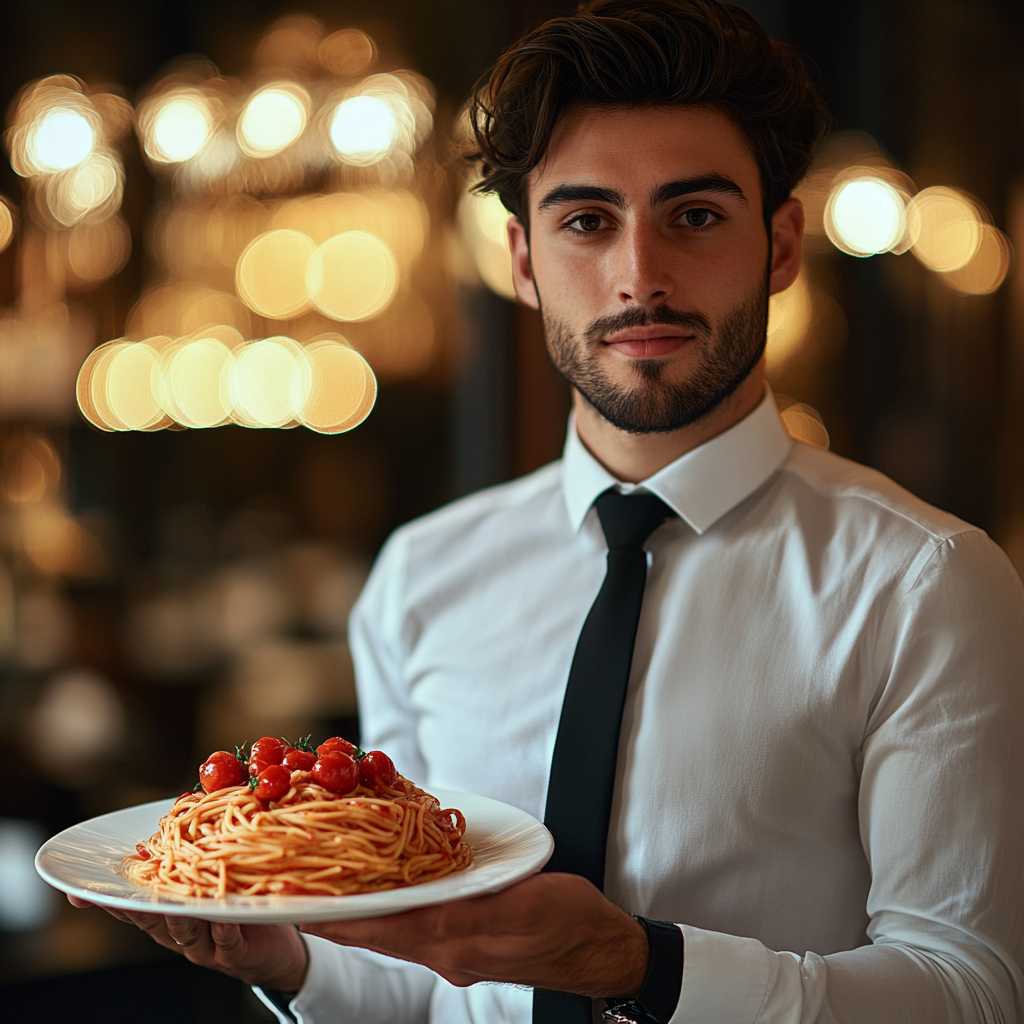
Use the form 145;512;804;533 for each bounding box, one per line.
778;443;975;544
773;443;1023;598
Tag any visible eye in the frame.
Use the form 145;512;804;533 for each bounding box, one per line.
564;212;609;234
679;208;718;230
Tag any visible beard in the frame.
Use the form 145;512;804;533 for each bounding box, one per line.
543;280;769;435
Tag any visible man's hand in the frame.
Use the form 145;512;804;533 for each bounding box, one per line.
300;872;649;996
66;895;308;991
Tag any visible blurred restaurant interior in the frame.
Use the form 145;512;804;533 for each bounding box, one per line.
0;0;1022;1019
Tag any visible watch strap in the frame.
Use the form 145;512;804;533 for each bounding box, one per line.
604;916;683;1023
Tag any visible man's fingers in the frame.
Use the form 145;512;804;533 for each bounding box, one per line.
165;916;213;954
209;921;245;959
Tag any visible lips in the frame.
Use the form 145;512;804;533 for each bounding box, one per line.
603;330;694;359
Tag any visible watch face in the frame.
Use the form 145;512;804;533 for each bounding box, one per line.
602;1005;655;1023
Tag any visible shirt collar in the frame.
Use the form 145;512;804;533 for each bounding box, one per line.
561;385;794;535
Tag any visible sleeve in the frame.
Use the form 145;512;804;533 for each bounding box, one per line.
254;529;439;1024
254;935;437;1024
668;529;1024;1024
348;529;428;781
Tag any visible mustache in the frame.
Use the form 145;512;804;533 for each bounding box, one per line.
583;305;713;345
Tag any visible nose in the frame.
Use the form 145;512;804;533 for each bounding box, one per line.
615;220;675;307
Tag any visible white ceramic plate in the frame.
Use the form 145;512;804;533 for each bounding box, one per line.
35;789;553;923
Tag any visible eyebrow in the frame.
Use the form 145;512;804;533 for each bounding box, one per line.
536;174;749;214
649;175;748;207
536;184;626;212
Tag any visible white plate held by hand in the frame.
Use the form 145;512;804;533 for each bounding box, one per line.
36;788;553;923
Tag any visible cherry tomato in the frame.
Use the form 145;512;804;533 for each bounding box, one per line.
359;750;397;790
249;736;287;776
312;752;359;793
199;751;246;793
316;736;356;758
135;842;151;860
283;748;316;771
255;764;291;803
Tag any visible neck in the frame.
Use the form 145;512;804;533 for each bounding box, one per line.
572;362;767;483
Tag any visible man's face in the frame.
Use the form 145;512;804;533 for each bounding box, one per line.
509;105;796;434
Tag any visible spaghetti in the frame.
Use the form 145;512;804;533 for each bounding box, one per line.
124;753;472;899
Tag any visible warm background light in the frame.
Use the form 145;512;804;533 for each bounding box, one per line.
0;203;15;253
146;91;214;163
29;108;95;173
458;189;516;300
235;229;316;318
306;230;397;321
907;186;982;272
940;224;1012;295
105;343;163;430
64;216;132;285
299;338;376;433
825;176;907;256
237;84;309;157
164;336;234;428
329;95;398;164
766;272;814;369
229;336;311;427
45;152;122;226
318;29;376;77
778;397;830;449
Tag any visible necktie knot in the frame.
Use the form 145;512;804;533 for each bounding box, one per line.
595;488;677;550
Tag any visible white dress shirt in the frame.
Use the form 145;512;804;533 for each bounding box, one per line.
260;389;1024;1024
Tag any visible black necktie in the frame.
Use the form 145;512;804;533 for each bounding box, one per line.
534;488;677;1024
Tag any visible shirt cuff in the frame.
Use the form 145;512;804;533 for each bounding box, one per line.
253;986;299;1023
669;925;770;1024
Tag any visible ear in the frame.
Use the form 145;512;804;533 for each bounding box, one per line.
768;198;804;296
507;217;540;310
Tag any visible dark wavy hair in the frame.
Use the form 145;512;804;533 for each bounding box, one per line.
462;0;830;226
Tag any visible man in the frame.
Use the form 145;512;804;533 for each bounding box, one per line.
73;2;1024;1022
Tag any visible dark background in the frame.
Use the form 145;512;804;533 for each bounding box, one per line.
1;1;1022;1020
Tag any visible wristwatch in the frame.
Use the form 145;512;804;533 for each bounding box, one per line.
602;917;684;1024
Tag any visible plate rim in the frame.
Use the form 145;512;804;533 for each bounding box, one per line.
35;787;553;923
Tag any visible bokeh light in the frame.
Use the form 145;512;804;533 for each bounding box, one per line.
29;669;126;768
7;77;104;180
229;336;312;427
144;90;214;163
299;337;376;432
780;402;830;449
458;189;516;299
28;108;95;173
164;335;234;427
235;229;315;318
76;339;128;432
939;224;1013;295
318;29;376;78
105;343;163;430
766;272;814;368
44;151;123;226
64;216;131;285
0;202;14;253
907;186;983;272
825;176;907;257
1;434;61;504
253;15;323;71
272;190;427;266
306;231;397;321
329;95;398;165
237;84;310;158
